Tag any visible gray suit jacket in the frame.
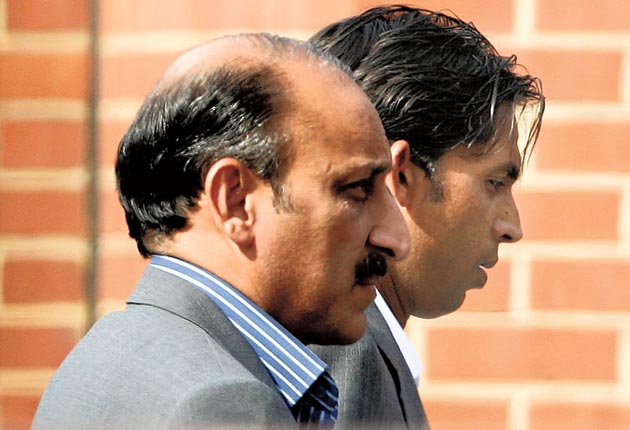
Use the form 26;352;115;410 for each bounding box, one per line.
310;304;429;430
32;266;296;430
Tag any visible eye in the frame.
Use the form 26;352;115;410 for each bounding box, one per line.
488;179;506;189
340;178;375;203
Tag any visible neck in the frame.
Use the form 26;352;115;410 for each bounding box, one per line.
377;272;410;328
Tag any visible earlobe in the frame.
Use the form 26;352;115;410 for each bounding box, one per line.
385;140;412;207
205;158;256;246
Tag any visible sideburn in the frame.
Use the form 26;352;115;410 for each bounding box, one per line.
427;175;445;203
271;181;295;213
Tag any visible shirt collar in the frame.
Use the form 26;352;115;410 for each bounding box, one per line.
373;290;422;385
150;255;327;407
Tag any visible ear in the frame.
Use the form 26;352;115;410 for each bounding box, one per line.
204;158;258;246
385;140;413;207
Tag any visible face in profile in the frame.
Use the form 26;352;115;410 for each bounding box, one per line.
253;64;410;345
395;106;524;318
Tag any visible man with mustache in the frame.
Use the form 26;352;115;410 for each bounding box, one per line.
309;6;545;429
32;33;409;430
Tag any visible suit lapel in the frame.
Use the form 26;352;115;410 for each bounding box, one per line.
127;265;278;391
367;304;429;430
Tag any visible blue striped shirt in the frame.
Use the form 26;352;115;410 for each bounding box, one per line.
150;255;329;412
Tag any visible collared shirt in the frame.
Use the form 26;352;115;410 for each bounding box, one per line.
150;255;335;421
374;290;422;386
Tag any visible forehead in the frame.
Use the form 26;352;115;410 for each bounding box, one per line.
473;110;520;157
443;109;522;172
285;62;391;175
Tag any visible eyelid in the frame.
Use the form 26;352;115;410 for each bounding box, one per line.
489;179;506;188
340;177;375;202
490;170;519;187
334;164;388;202
349;178;374;193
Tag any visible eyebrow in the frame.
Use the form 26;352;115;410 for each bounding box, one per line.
369;163;390;178
332;162;390;188
363;162;392;187
507;165;521;181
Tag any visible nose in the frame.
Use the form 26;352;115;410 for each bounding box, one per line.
367;183;410;260
494;197;523;243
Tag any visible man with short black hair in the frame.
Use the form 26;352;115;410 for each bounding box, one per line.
310;6;545;429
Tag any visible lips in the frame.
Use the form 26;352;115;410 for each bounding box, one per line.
479;258;498;270
475;258;498;288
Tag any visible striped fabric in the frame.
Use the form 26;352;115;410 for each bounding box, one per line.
150;255;338;428
295;372;338;429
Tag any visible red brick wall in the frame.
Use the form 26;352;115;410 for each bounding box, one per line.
1;1;629;429
1;0;90;428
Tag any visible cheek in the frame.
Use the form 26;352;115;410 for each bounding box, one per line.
444;185;493;228
318;206;369;250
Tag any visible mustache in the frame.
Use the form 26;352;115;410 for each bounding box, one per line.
354;252;388;284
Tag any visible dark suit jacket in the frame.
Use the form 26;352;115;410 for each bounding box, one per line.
32;266;295;430
310;304;429;430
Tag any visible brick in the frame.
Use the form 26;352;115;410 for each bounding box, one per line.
6;0;88;30
100;0;221;31
100;0;357;33
460;260;510;312
531;402;630;430
0;190;86;235
427;327;616;380
1;395;41;430
100;53;178;99
537;0;630;32
100;189;129;234
3;259;85;304
515;50;621;101
98;120;132;169
98;253;147;300
270;0;358;31
423;398;508;430
0;53;88;99
222;0;358;31
359;0;514;34
535;122;630;173
1;120;86;169
0;327;77;368
516;191;619;241
532;260;630;311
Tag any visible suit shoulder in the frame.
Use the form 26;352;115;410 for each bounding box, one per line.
33;304;281;430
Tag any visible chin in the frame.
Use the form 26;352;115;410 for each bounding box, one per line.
418;295;466;319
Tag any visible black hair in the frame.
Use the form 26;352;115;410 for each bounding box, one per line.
116;34;339;257
310;5;545;176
